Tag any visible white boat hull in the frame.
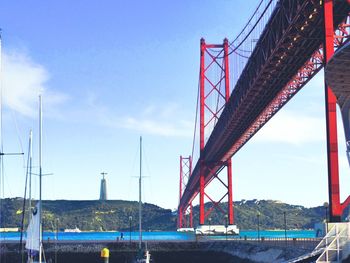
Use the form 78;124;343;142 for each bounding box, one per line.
177;227;195;233
195;224;239;235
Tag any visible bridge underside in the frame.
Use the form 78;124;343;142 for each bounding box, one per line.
326;41;350;108
180;0;350;219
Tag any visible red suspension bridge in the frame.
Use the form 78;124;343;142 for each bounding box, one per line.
178;0;350;229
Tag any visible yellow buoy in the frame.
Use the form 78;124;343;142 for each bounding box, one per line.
101;247;109;262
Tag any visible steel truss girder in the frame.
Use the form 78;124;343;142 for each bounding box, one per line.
228;49;323;156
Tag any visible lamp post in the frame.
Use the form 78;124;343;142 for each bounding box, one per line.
55;218;59;241
283;211;287;245
324;202;329;234
225;215;228;241
257;212;260;241
208;217;212;236
129;216;132;245
55;218;59;263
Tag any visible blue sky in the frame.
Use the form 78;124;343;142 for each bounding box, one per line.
0;1;349;211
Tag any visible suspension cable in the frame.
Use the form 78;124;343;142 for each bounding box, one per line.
232;50;251;59
233;47;253;53
228;0;274;56
191;73;200;160
190;0;275;160
230;0;265;45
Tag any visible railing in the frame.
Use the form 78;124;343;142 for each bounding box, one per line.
196;236;320;250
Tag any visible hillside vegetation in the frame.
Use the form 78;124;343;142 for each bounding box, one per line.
1;198;176;231
191;199;326;230
0;198;328;231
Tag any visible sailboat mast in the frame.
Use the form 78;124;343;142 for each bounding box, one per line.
39;95;43;263
0;31;3;199
28;129;33;223
139;136;142;250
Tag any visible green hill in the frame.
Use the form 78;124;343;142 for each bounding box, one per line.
0;198;176;231
191;199;326;230
0;198;329;231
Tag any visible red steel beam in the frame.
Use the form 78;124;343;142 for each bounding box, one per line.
199;38;206;225
178;156;183;228
178;155;192;228
323;0;341;222
334;14;350;219
224;38;234;225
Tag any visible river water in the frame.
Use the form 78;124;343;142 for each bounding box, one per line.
0;229;315;241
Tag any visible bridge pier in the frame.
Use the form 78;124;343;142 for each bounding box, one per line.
178;156;193;228
324;5;350;222
323;0;341;222
198;38;234;225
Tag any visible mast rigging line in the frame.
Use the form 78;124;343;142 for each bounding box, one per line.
10;109;25;164
19;131;32;259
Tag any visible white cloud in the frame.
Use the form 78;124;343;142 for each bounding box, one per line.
121;116;192;137
281;154;326;166
1;49;67;117
254;110;326;144
120;103;193;137
85;99;193;137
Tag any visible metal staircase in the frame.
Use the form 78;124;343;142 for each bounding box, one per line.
315;223;350;262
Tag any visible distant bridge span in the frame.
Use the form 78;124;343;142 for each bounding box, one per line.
179;0;350;227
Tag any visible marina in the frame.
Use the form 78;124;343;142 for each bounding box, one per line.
1;238;321;263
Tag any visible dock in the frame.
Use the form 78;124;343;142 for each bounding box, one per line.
1;238;321;263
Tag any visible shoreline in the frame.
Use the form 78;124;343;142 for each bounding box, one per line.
0;239;319;263
0;228;313;233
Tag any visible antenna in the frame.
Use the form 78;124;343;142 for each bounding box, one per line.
0;31;24;197
101;172;107;180
139;136;142;250
39;95;43;263
0;32;24;263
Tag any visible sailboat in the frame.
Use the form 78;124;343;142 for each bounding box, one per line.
19;130;33;261
25;202;41;261
25;95;46;263
135;136;151;263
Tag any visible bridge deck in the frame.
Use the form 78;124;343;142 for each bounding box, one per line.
180;0;350;208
